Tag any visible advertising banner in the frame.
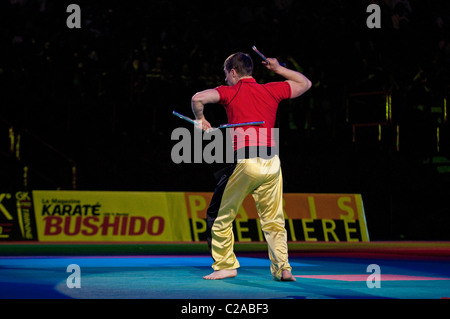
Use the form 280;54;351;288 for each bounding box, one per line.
184;192;369;242
32;191;369;242
0;191;37;241
32;191;191;242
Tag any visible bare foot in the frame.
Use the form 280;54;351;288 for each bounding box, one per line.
203;269;237;280
280;269;296;282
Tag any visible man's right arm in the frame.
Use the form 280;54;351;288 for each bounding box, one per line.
263;58;312;99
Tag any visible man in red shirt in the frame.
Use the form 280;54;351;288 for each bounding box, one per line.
192;52;311;280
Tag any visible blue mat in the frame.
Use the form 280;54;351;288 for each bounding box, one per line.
1;255;450;299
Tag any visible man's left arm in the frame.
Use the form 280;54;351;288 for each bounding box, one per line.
191;89;221;131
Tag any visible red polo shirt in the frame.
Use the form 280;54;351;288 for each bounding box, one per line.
215;78;291;150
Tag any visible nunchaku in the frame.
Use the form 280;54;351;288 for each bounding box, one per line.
172;111;264;130
252;45;286;67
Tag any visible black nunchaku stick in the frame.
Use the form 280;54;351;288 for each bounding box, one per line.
252;46;287;67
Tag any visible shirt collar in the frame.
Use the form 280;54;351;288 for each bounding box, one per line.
238;77;256;83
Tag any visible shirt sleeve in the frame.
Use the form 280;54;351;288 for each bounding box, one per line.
215;85;230;106
264;81;292;102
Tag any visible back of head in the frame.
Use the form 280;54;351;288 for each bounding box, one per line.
224;52;253;77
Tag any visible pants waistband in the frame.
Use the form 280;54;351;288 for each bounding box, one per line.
234;146;278;160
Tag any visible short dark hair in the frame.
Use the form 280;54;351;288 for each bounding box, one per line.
224;52;253;76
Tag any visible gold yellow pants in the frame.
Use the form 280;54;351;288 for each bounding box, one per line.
206;151;291;280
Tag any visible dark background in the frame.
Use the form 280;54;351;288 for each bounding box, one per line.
1;0;449;240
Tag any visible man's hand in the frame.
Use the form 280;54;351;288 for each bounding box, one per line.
194;116;212;132
262;57;283;72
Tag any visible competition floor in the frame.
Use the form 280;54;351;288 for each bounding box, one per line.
1;242;450;299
